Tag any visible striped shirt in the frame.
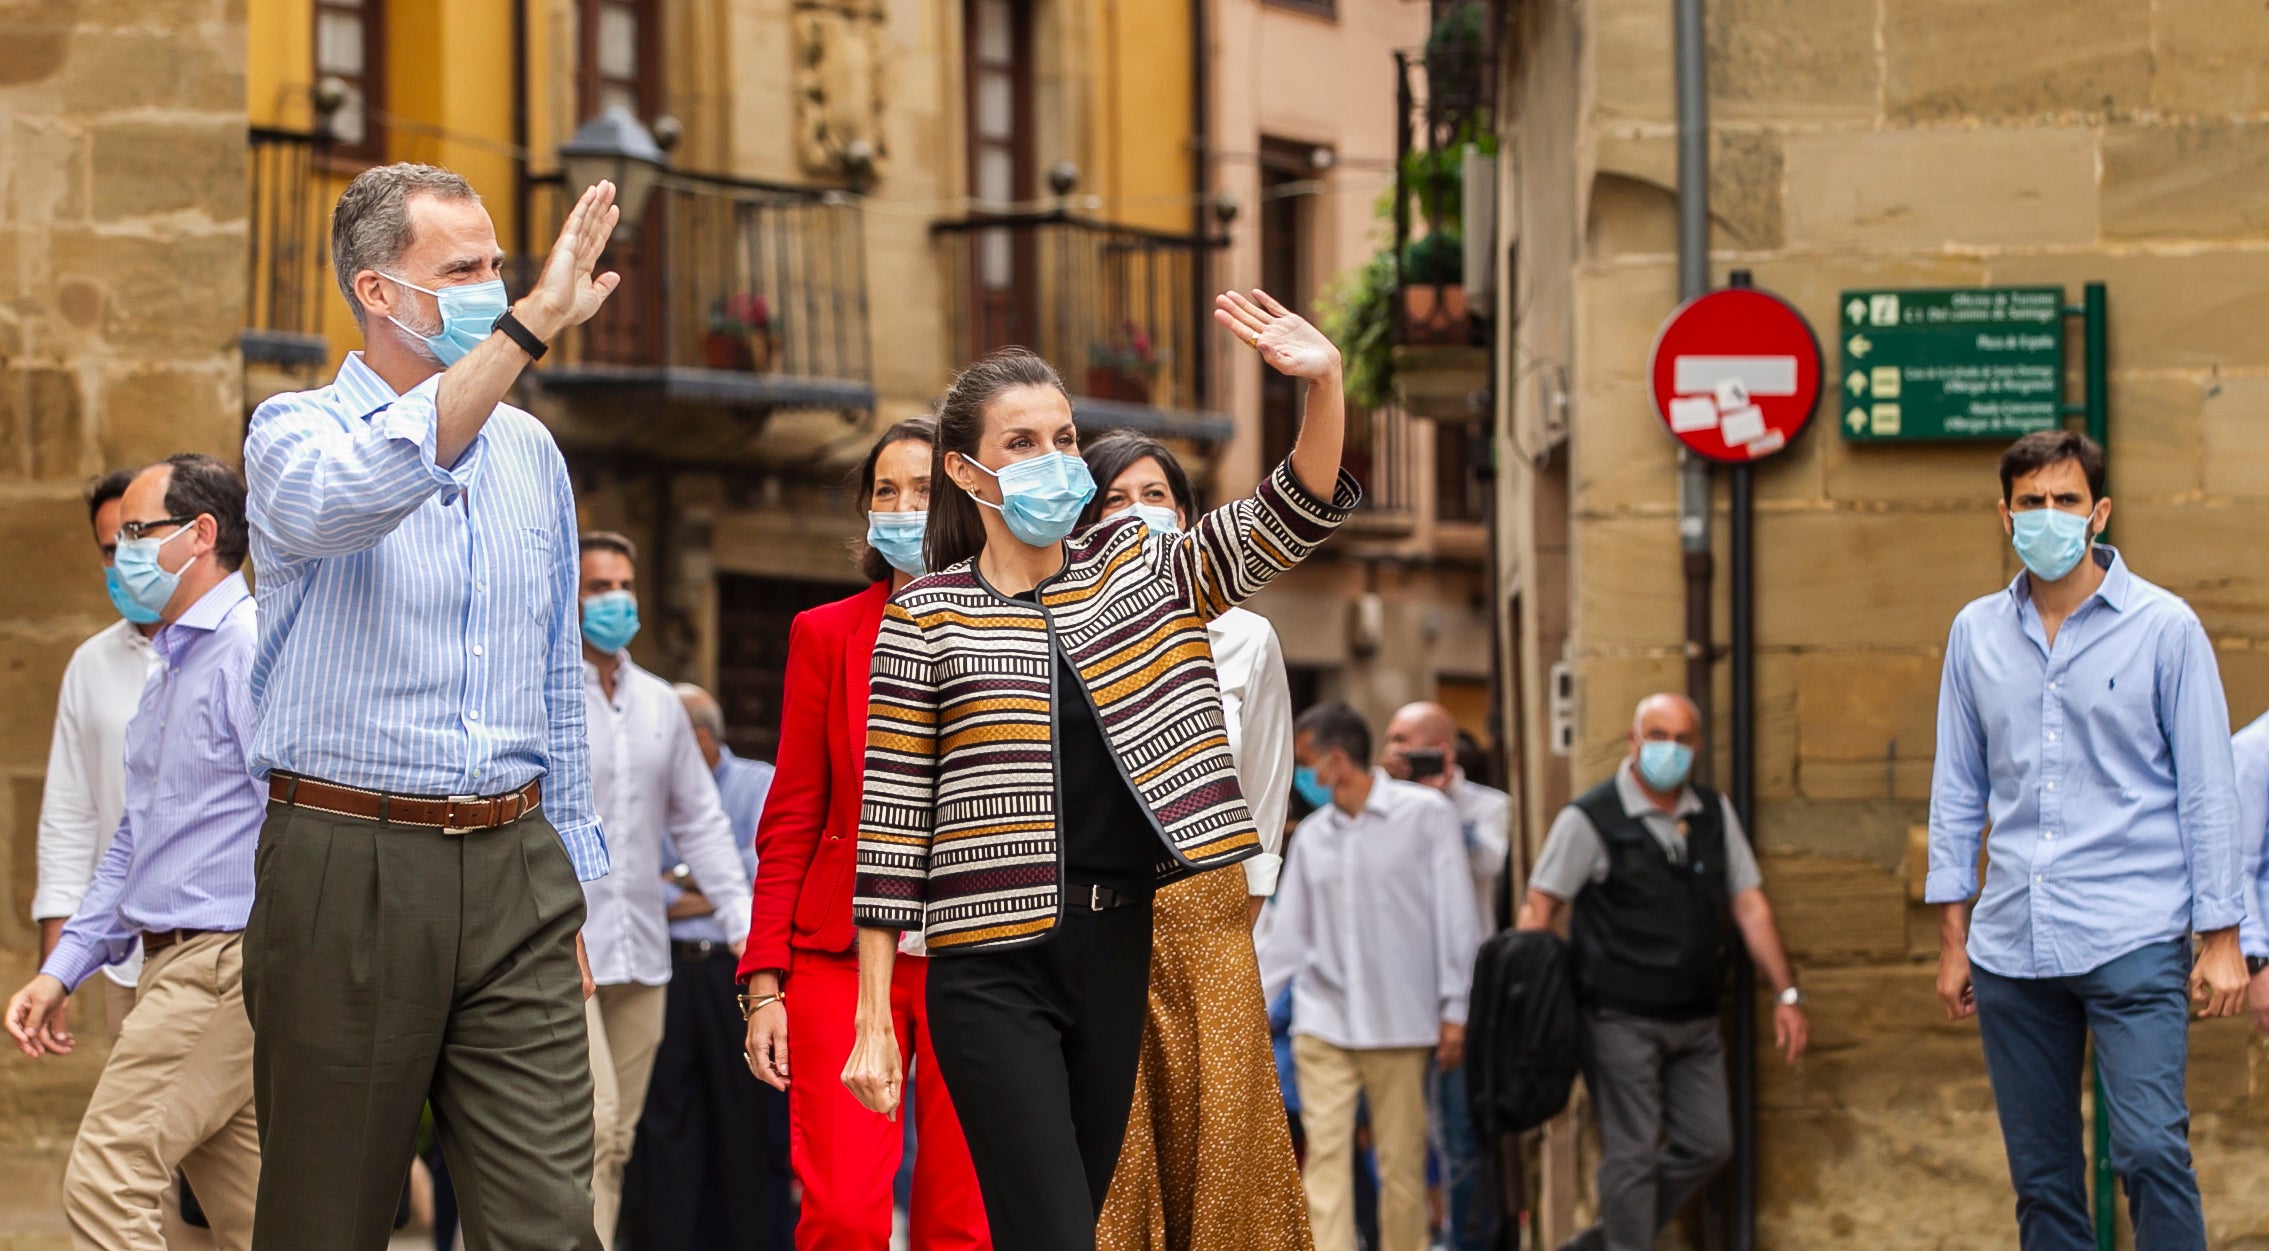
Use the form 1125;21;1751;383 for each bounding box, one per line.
853;460;1358;953
243;353;605;880
43;574;264;992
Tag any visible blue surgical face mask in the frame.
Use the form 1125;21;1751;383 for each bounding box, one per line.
964;451;1098;548
867;509;929;578
581;589;641;655
1636;740;1695;793
2010;507;2094;584
383;273;510;367
104;565;163;624
1293;765;1333;809
1107;503;1182;536
112;526;194;623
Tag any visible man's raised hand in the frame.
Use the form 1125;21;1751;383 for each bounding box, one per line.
518;181;624;341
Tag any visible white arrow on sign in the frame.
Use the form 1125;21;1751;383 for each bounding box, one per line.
1846;298;1867;324
1847;372;1867;397
1847;334;1872;359
1846;408;1867;433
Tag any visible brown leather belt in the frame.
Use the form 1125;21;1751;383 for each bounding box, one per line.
268;773;540;833
143;928;223;958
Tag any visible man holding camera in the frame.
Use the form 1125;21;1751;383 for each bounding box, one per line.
1382;702;1510;1251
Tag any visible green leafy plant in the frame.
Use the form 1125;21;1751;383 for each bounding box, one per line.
1403;230;1465;286
1086;321;1161;378
1320;248;1400;411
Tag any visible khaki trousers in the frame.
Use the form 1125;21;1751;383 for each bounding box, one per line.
586;981;667;1249
64;931;259;1251
1292;1035;1431;1251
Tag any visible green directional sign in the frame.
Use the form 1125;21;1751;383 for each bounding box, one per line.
1837;287;2066;441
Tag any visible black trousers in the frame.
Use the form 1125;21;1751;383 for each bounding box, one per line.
925;899;1154;1251
619;943;786;1251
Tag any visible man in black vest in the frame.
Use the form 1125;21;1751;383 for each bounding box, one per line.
1515;692;1807;1251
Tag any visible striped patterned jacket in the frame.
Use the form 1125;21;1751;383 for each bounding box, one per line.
853;460;1359;953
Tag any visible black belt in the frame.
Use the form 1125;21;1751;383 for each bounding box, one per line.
1071;884;1141;912
671;939;734;961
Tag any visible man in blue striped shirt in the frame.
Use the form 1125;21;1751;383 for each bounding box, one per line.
1929;430;2246;1251
6;454;263;1250
239;163;625;1251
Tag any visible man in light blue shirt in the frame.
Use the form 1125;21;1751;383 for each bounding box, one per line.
1929;429;2247;1251
239;162;627;1251
4;454;263;1249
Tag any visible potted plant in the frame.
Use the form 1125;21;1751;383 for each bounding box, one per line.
704;292;777;372
1086;321;1161;404
1399;228;1469;345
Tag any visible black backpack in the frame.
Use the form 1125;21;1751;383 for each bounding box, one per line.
1465;928;1581;1138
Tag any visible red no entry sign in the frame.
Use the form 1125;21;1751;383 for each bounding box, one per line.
1647;287;1823;463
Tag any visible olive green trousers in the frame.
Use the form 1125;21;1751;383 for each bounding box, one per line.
243;802;600;1251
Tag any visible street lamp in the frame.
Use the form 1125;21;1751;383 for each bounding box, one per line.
559;106;667;238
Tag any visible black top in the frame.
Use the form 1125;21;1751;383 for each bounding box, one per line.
1014;588;1161;897
1566;779;1731;1021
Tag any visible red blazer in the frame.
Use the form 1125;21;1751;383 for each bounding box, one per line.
738;580;891;981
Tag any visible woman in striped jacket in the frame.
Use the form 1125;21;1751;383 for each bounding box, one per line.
840;289;1357;1251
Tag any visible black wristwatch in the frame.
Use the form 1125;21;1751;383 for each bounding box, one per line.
2248;955;2269;977
492;307;549;361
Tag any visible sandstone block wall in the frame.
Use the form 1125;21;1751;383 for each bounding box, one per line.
1513;0;2269;1243
0;1;247;1240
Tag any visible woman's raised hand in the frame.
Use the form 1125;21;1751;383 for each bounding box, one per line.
1215;288;1343;382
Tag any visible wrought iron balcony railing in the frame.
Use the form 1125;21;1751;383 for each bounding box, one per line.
533;173;875;412
244;126;332;367
932;211;1231;441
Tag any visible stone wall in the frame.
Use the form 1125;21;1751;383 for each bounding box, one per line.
1502;0;2269;1244
0;0;246;1240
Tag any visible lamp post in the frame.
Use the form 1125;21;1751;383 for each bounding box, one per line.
559;106;667;238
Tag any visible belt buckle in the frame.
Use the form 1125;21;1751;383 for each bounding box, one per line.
442;795;482;835
1089;885;1106;912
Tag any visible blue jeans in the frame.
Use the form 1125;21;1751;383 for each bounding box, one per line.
1972;939;2205;1251
1429;1067;1482;1251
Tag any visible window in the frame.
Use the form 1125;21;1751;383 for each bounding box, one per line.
581;0;658;120
963;0;1036;352
1258;138;1321;469
313;0;383;157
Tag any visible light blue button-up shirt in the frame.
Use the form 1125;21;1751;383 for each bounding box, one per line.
243;353;605;880
43;574;265;992
666;746;772;946
2231;713;2269;959
1928;546;2243;979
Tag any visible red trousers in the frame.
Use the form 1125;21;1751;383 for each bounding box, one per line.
787;948;991;1251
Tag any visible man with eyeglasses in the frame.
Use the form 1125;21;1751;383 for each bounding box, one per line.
5;454;264;1251
32;470;162;1037
240;162;624;1251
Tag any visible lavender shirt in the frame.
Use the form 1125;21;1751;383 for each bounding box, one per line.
43;573;264;992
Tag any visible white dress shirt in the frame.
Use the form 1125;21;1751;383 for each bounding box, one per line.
1210;607;1295;897
34;618;159;988
1258;770;1481;1049
1447;771;1512;936
581;653;754;987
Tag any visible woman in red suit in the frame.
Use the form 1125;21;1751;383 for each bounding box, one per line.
739;416;990;1250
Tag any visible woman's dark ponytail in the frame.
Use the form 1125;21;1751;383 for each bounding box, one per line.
923;347;1069;575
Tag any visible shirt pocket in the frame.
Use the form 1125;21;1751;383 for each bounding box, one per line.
518;526;557;622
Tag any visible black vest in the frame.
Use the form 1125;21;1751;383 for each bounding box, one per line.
1567;779;1730;1021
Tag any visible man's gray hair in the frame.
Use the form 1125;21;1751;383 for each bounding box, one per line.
331;163;481;327
674;683;727;742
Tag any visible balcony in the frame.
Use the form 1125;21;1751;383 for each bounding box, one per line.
531;174;875;416
931;211;1233;444
1389;1;1495;424
243;127;333;369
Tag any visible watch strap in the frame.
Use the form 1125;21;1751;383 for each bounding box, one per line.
492;307;549;361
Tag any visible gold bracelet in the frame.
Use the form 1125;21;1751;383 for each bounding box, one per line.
736;989;785;1020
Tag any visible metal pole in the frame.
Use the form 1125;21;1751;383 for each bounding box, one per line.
1724;269;1757;1251
1675;0;1714;785
2081;279;2112;1251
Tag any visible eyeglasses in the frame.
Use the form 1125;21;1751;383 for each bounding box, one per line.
117;515;197;542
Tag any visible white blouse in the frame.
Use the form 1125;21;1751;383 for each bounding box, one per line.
1207;607;1295;896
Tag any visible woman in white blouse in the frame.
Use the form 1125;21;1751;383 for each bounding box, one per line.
1078;432;1311;1251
